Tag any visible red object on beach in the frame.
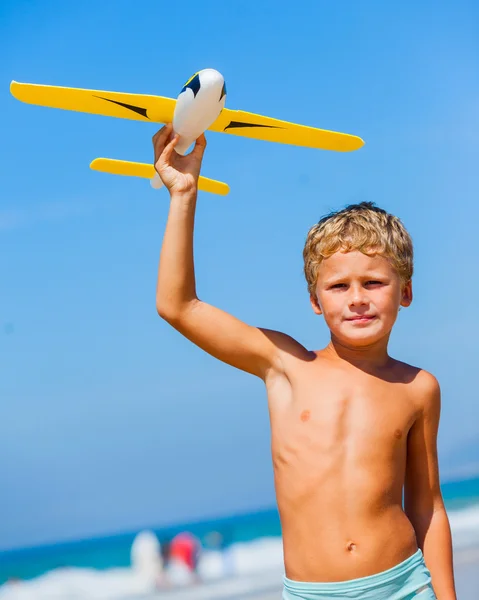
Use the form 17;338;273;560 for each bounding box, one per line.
169;532;201;570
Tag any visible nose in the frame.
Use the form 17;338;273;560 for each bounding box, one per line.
348;283;368;307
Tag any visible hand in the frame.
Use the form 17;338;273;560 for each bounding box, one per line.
152;123;207;196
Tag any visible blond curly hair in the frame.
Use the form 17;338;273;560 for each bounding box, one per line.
303;202;413;297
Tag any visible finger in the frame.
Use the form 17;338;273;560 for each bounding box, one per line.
152;123;170;145
152;126;170;162
154;122;173;145
152;124;166;142
191;133;207;160
152;123;173;161
157;134;180;169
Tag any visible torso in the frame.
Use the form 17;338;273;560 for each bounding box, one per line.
265;346;422;582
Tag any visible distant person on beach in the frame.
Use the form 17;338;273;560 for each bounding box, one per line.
152;124;456;600
166;532;202;586
130;530;166;588
205;529;235;578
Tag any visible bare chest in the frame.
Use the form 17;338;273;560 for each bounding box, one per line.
267;366;418;470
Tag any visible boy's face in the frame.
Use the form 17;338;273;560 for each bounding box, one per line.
310;250;412;347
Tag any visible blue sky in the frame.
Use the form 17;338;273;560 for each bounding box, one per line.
1;0;478;550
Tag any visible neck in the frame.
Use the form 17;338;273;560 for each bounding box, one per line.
325;334;391;370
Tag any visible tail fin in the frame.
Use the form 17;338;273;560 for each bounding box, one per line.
90;158;230;196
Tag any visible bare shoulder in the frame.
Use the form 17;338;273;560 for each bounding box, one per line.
392;359;441;411
413;368;440;392
259;328;315;372
259;330;315;397
412;369;441;414
259;328;313;357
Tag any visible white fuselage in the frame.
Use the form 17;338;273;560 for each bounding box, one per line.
151;69;226;188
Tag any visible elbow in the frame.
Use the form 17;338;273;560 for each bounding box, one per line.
156;301;176;323
156;298;196;324
155;288;177;322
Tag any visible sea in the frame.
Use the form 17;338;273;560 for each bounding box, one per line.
1;476;478;600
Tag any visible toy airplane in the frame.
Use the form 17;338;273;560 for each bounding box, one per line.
10;69;364;195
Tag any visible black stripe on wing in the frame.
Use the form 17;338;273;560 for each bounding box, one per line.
224;121;283;131
94;96;149;119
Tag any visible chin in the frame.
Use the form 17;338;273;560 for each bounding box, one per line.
336;334;382;348
333;323;390;348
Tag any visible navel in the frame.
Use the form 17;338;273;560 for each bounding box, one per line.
300;410;311;422
346;541;356;552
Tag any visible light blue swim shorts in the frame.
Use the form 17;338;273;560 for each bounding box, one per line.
283;549;436;600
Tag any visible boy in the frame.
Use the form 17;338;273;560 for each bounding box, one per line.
152;124;457;600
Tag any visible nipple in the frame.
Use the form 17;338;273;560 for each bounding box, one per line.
300;410;311;422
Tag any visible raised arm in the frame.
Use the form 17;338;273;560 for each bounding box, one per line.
153;125;305;380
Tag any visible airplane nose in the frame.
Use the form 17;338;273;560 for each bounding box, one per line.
173;69;226;155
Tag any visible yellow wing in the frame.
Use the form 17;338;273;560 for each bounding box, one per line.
90;158;230;196
210;108;364;152
10;80;175;123
10;80;364;151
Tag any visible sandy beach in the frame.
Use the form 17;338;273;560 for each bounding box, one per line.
452;547;479;600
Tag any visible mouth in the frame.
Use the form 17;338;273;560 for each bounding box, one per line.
345;315;377;324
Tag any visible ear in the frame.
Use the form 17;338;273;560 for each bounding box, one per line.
310;293;323;316
400;280;413;308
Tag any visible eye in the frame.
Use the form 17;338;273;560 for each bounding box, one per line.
329;283;347;290
365;280;383;286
